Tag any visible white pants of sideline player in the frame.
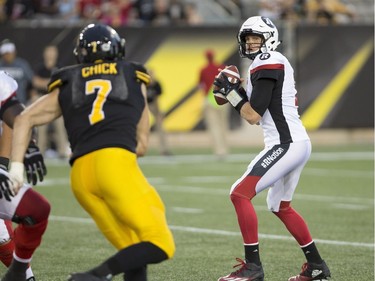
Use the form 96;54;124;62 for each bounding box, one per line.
204;100;230;157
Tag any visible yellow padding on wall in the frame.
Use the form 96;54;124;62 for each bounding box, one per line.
146;35;235;131
301;39;374;130
163;89;205;131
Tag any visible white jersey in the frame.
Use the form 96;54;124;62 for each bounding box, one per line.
246;51;309;147
0;70;18;105
0;71;31;224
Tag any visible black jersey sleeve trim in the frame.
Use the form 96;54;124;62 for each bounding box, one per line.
0;96;21;120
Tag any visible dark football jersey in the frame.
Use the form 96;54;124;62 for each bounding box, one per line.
47;61;150;164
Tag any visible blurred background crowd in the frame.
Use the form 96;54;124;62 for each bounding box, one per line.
0;0;373;158
0;0;373;27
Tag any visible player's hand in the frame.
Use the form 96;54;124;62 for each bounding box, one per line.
24;140;47;185
213;73;241;96
0;173;14;201
8;162;24;196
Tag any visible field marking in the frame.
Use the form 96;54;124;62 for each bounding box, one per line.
332;203;368;210
303;168;373;178
49;215;374;249
38;178;374;207
46;151;374;167
155;184;374;206
171;207;204;213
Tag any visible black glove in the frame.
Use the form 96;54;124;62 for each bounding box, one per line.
214;74;247;112
24;140;47;185
0;156;9;171
213;73;241;96
0;173;13;201
0;158;13;202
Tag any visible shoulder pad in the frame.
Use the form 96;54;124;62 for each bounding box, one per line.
0;71;18;101
251;51;285;73
130;62;150;86
48;65;76;92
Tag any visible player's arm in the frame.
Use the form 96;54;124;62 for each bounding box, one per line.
136;83;150;157
9;89;62;193
238;102;262;125
0;122;12;160
240;78;275;125
11;89;62;163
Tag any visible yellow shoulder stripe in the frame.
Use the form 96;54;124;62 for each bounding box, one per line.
48;79;63;92
136;70;151;85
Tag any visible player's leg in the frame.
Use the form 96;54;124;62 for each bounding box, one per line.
123;266;146;281
218;147;272;281
267;141;331;280
0;219;36;280
0;220;13;267
1;187;50;281
204;103;228;157
219;142;312;281
68;148;174;281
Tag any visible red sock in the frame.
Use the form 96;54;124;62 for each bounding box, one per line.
0;239;14;267
230;194;258;244
13;220;48;260
273;201;312;246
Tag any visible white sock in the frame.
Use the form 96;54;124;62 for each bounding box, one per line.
26;266;34;279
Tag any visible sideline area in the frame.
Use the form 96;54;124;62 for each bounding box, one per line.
149;126;374;148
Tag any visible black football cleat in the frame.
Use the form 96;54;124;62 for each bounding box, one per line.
217;258;264;281
1;271;26;281
288;260;331;281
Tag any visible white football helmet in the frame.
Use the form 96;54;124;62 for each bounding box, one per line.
237;16;281;60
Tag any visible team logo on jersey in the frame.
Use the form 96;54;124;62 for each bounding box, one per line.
259;53;270;60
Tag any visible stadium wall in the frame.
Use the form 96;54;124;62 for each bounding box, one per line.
0;25;373;132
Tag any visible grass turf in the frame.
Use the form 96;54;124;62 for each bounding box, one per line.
2;143;373;280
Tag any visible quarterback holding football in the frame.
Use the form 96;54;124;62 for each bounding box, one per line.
214;16;331;281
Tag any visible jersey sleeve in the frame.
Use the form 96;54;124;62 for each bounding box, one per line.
249;52;285;116
250;78;276;116
47;68;66;93
131;63;151;86
250;52;284;81
0;71;18;103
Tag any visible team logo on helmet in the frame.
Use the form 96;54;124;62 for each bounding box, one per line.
74;23;126;64
261;16;276;28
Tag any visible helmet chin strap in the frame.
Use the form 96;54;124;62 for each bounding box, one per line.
246;49;262;60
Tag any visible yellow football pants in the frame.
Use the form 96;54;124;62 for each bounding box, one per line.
70;147;175;258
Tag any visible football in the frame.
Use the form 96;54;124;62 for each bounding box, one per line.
213;65;241;105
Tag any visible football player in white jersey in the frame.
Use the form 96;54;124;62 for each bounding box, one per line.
0;70;50;281
213;16;331;281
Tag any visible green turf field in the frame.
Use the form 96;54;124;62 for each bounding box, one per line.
2;144;373;280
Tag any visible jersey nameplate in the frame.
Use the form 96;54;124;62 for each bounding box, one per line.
81;62;118;78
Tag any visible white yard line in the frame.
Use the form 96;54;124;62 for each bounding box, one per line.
38;177;374;206
46;151;374;166
49;215;374;249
